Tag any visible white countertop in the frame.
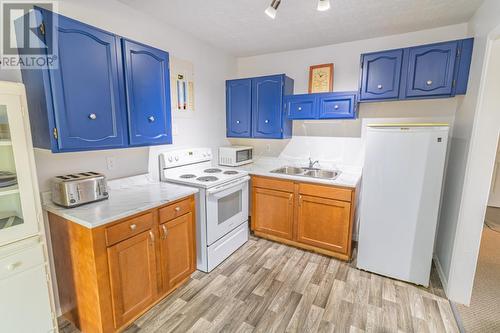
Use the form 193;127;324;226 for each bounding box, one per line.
227;157;362;188
42;174;198;229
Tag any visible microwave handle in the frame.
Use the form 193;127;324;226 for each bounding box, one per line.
206;176;250;195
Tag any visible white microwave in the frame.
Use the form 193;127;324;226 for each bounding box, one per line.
219;146;253;166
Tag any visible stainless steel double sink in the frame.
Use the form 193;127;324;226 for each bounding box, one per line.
270;166;341;180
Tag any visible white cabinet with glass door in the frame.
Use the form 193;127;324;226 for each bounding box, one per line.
0;82;56;332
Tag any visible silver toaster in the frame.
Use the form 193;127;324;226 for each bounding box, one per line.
51;172;109;208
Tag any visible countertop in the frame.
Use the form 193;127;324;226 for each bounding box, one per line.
227;157;362;188
42;174;198;229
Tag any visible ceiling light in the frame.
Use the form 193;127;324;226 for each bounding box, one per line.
265;0;281;19
317;0;330;11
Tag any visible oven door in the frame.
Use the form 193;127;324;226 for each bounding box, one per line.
206;176;249;245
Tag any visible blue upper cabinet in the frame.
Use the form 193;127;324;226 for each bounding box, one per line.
16;9;172;152
29;9;127;152
226;74;293;139
122;39;172;146
226;79;252;137
318;93;357;119
360;49;403;101
252;75;284;139
405;41;457;98
359;38;473;102
285;92;357;120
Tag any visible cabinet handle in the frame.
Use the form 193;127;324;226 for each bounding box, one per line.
298;195;302;206
289;194;293;204
129;223;137;231
426;80;433;86
236;120;240;124
148;116;155;123
175;206;181;212
377;84;383;89
6;261;21;271
264;120;269;124
149;231;155;243
298;107;302;111
162;224;168;239
334;105;339;110
88;113;97;120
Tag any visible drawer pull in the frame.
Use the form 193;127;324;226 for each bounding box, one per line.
148;116;155;123
6;262;21;271
298;107;302;111
149;231;155;243
264;120;269;124
377;84;383;89
175;207;181;212
162;225;168;239
129;224;137;231
236;120;240;124
426;80;433;86
334;105;339;110
88;113;97;120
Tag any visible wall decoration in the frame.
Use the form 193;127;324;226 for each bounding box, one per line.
308;63;334;93
170;56;195;118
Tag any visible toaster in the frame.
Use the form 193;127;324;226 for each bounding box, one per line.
51;172;109;208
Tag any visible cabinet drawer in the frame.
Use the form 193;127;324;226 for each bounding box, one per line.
286;95;317;119
318;96;355;119
106;212;153;246
159;197;192;224
0;243;44;280
252;176;294;192
299;183;352;202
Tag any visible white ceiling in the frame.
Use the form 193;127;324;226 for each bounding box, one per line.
119;0;484;57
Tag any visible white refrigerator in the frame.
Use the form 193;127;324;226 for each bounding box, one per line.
357;124;449;286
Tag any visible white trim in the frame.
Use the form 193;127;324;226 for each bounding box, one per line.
433;255;449;294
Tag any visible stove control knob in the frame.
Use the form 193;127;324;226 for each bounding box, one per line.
168;157;173;162
175;156;179;161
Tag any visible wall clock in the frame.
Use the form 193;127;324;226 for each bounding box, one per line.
308;63;334;93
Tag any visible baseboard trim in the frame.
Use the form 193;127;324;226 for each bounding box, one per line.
449;301;466;333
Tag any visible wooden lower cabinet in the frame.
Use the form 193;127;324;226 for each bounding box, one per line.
251;176;355;260
48;195;196;333
252;187;294;240
159;212;196;293
107;231;157;328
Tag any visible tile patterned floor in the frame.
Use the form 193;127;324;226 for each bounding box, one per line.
59;236;457;333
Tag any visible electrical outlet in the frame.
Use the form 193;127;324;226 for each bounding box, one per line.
106;157;116;171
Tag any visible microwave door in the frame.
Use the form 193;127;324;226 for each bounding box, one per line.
206;178;249;245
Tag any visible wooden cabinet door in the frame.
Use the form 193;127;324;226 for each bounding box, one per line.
226;79;252;137
405;41;458;97
122;39;172;146
42;10;127;151
252;187;294;240
159;212;195;293
297;195;351;254
318;93;356;119
360;49;403;101
251;75;284;139
107;230;157;328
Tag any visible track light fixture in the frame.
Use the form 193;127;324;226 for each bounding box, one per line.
265;0;331;19
317;0;331;11
265;0;281;19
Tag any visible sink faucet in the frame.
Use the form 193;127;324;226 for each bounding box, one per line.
308;157;319;169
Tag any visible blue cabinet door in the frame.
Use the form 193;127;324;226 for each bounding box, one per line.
44;12;126;151
285;94;318;119
252;75;284;139
318;93;357;119
405;41;458;97
360;49;403;101
122;39;172;146
226;79;252;137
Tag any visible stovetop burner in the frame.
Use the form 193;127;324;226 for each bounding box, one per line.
197;176;219;182
204;168;222;174
180;174;196;179
223;170;238;175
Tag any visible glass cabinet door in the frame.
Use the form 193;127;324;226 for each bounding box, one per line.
0;92;40;246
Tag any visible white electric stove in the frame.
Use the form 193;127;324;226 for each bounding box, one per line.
154;148;249;272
